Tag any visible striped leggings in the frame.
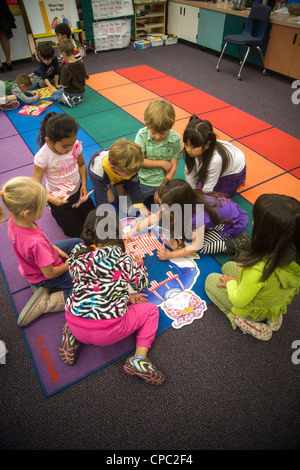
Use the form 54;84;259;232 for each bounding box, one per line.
198;228;228;254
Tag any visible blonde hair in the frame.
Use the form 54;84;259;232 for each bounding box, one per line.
1;177;47;219
108;138;144;173
15;73;32;88
58;39;75;57
144;99;175;133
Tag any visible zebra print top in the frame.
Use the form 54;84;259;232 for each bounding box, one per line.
65;244;149;320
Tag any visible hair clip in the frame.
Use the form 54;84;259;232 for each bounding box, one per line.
90;244;96;250
0;190;3;196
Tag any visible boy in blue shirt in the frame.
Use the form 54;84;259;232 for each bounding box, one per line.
29;43;60;89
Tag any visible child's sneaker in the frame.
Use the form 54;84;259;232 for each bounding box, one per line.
59;323;80;365
225;232;251;259
235;317;272;341
267;315;283;331
1;100;19;111
61;92;75;108
124;356;164;385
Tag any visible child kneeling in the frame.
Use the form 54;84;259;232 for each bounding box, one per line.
59;209;164;385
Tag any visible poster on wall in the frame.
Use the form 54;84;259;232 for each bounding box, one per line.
91;0;133;20
40;0;73;32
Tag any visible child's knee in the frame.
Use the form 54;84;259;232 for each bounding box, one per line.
205;272;221;293
222;261;239;276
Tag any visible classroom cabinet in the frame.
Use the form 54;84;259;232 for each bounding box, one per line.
167;2;200;44
265;24;300;79
197;9;226;52
133;1;166;41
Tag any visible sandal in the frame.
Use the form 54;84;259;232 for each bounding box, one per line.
124;356;164;385
59;323;80;365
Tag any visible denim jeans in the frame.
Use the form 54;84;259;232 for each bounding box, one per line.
30;238;81;301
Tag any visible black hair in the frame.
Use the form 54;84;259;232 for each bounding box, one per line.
37;112;79;147
157;179;234;246
183;115;231;183
38;43;55;60
55;23;71;38
74;209;125;258
239;194;300;281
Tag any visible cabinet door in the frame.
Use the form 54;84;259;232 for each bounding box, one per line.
180;5;200;43
288;34;300;80
197;9;225;52
265;25;298;76
168;2;183;36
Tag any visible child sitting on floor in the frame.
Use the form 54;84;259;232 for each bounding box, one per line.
205;194;300;341
49;39;87;108
29;43;60;89
183;114;246;198
33;112;95;238
59;209;164;385
0;177;81;327
126;179;249;260
88;138;147;217
0;73;41;108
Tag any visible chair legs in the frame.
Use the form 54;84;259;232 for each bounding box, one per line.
216;43;267;80
216;42;228;72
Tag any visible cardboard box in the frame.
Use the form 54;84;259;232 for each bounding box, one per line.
133;40;151;50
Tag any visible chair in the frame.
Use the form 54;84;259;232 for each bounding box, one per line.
216;5;272;80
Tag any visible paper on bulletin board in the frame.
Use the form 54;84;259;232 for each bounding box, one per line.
91;0;133;20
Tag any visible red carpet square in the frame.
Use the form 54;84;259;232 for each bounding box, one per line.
116;65;166;82
138;76;195;96
290;167;300;179
165;89;230;115
239;127;300;171
199;107;272;139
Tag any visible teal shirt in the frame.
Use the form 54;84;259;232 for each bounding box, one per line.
135;127;182;187
226;260;300;322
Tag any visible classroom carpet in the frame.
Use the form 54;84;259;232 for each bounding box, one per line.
0;65;299;396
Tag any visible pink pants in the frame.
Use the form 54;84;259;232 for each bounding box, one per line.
65;302;159;349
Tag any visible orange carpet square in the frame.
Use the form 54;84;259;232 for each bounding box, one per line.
165;89;230;115
100;83;159;107
116;65;166;82
240;173;300;204
238;127;300;171
86;71;132;90
138;76;195;96
233;141;284;192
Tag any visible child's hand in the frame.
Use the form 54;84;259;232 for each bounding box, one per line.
160;161;173;173
217;275;238;287
35;90;42;99
129;293;148;304
49;195;68;206
157;248;172;261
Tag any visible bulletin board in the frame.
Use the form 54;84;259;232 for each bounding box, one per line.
22;0;80;35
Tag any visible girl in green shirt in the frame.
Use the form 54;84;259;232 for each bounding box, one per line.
205;194;300;341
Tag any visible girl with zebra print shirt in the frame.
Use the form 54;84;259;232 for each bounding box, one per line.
59;209;164;385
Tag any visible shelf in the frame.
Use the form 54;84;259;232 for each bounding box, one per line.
132;1;166;41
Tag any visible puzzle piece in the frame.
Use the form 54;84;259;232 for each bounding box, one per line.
125;232;164;259
52;181;75;199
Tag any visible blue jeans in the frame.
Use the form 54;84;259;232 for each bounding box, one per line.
51;87;84;107
30;238;81;301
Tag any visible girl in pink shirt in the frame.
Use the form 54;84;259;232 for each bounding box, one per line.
33;112;94;238
1;177;81;327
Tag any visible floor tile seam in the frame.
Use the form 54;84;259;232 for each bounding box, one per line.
234;136;299;173
87;80;136;92
238;169;296;194
0;162;34;176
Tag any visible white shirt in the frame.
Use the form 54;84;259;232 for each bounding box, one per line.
184;140;245;193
